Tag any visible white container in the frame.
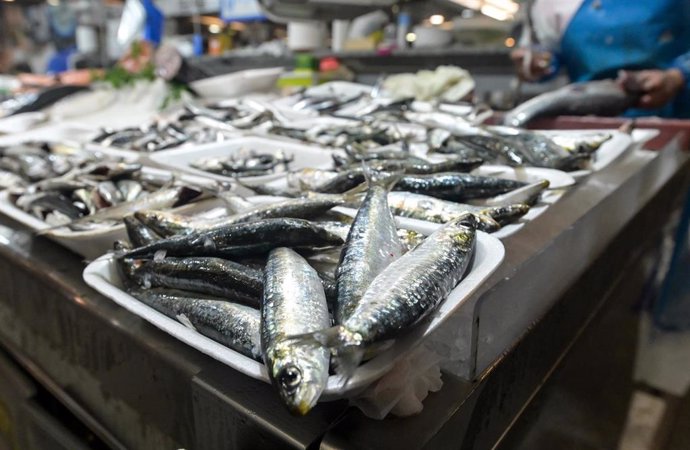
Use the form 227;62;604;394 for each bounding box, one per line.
83;230;504;400
0;168;222;259
287;21;327;51
536;130;634;178
412;26;453;49
148;136;339;186
189;67;284;100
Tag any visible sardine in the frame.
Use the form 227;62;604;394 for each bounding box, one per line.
394;173;526;202
208;195;346;227
469;179;550;207
124;215;162;247
549;132;612;154
294;215;477;379
490;128;587;171
453;135;525;166
119;256;263;307
96;181;124;206
335;170;405;324
387;191;502;231
308;168;366;194
117;179;145;202
262;247;330;415
50;186;202;231
130;288;261;361
123;218;344;259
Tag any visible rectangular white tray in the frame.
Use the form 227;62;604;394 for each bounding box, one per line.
83;230;504;400
0;168;225;260
148;136;338;186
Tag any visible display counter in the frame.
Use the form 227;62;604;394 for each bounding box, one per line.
0;129;687;449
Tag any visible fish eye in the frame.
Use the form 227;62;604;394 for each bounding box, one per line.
278;365;302;393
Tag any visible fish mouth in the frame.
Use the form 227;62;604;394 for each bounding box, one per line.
290;401;314;416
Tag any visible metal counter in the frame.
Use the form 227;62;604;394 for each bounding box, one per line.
0;136;687;449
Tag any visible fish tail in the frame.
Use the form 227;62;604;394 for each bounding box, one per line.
341;183;368;202
333;347;366;384
362;165;404;191
473;214;501;233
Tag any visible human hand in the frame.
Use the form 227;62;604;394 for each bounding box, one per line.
510;48;554;82
119;40;154;74
618;69;685;109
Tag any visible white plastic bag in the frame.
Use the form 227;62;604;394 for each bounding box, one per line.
350;343;444;419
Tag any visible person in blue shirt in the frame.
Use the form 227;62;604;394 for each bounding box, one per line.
511;0;690;118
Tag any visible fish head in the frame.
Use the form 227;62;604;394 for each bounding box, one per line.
269;343;328;416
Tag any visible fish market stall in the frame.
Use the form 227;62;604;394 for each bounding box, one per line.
0;57;687;449
0;107;686;449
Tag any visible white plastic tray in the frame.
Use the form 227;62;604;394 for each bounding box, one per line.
83;230;504;400
0;123;97;147
0;168;224;259
190;67;283;100
539;130;634;178
148;136;338;186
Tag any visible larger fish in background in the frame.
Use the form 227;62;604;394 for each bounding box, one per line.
503;80;638;128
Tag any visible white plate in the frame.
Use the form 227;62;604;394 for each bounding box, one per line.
540;130;634;178
82;230;504;400
148;136;339;186
190;67;284;100
0;169;224;259
0;123;97;147
0;112;47;134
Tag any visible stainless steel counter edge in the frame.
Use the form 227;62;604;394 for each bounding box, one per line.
474;141;689;377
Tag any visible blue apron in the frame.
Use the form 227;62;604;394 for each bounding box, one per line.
559;0;690;118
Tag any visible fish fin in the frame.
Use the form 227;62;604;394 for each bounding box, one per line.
473;214;501;233
618;119;636;135
233;179;260;195
176;314;197;331
362;165;404;191
333;347;366;386
284;325;365;381
284;325;346;348
341;182;368;201
332;153;350;168
172;186;204;207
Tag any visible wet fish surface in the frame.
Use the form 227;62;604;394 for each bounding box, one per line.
262;247;331;415
503;80;637;128
130;288;261;360
394;173;526;202
124;218;344;259
335;170;405;324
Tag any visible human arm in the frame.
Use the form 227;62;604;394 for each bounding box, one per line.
618;51;690;109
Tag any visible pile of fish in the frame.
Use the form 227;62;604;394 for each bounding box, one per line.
191;149;294;178
426;127;611;172
10;161;204;229
91;100;277;152
0;141;101;189
269;120;416;150
112;148;551;414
